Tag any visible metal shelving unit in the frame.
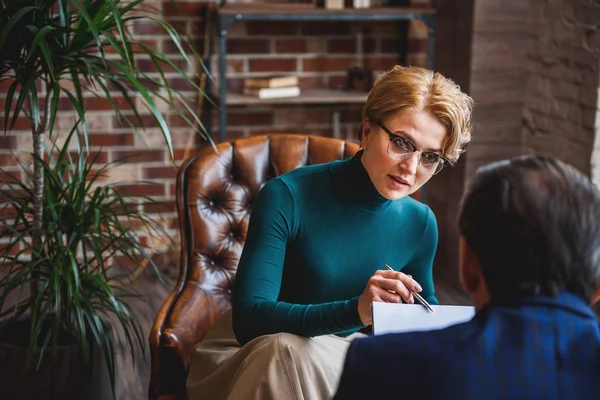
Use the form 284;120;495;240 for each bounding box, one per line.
212;6;436;142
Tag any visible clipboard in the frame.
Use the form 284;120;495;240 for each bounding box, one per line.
372;302;476;335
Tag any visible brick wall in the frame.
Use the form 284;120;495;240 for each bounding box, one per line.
216;9;429;139
464;0;532;179
0;0;430;255
522;0;600;182
424;0;475;293
466;0;600;184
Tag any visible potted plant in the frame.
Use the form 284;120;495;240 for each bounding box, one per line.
0;127;173;398
0;0;211;398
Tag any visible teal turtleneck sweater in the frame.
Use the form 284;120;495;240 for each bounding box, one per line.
232;150;439;345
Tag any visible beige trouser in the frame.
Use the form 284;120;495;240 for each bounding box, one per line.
186;309;365;400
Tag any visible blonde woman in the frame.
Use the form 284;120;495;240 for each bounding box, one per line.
187;66;475;400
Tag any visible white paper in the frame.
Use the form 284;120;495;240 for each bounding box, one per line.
372;302;476;335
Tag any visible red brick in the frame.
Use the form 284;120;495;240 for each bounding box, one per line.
162;38;196;55
113;150;166;164
113;114;157;129
84;96;128;111
365;56;400;71
301;22;350;36
143;201;176;214
168;114;207;129
190;20;207;37
274;108;329;125
275;39;307;54
328;39;356;54
246;22;299;36
229;39;271;55
143;166;177;180
88;167;107;180
228;111;274;127
302;57;353;72
133;21;166;36
0;241;20;257
0;78;17;93
249;58;297;73
0;169;21;183
226;59;245;75
105;39;161;56
87;133;134;147
227;77;244;93
0;135;17;150
136;39;162;53
381;38;402;53
136;57;186;74
339;107;364;124
114;183;165;197
167;77;200;92
113;254;145;269
70;150;109;164
363;38;377;54
163;2;206;17
0;117;32;132
0;204;17;219
173;149;192;161
0;153;18;167
57;96;74;110
160;19;187;35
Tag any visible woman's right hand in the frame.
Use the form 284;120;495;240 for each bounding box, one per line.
357;269;423;325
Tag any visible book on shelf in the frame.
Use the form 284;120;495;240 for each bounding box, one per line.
244;75;299;89
243;86;301;99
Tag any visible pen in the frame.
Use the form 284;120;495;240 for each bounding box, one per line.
384;264;434;312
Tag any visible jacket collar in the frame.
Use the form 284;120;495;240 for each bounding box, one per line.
479;291;597;321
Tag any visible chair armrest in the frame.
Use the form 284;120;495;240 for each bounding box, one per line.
149;283;221;400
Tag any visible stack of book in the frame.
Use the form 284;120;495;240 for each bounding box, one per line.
243;76;300;100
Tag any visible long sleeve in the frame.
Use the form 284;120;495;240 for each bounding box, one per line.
402;206;439;305
232;178;364;345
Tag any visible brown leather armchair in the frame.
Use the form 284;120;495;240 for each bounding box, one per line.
148;134;360;400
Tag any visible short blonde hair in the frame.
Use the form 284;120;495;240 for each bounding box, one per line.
361;65;474;163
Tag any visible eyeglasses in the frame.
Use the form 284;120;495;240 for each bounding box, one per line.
375;120;452;176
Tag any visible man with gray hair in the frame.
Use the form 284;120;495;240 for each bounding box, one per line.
335;155;600;400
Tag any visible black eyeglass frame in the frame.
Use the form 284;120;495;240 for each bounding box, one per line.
375;120;453;175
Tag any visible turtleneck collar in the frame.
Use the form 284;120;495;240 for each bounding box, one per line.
330;149;391;210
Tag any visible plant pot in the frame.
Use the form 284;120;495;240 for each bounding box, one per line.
0;316;114;400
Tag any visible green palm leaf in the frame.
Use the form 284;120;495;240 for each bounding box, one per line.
0;0;209;394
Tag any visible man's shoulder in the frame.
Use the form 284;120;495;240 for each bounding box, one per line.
337;321;478;399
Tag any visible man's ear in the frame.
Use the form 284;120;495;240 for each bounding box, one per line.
360;118;372;149
459;236;482;294
591;282;600;305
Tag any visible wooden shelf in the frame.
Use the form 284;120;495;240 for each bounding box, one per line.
221;89;368;106
218;6;436;17
210;4;436;141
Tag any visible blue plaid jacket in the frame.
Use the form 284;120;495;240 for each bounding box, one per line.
334;292;600;400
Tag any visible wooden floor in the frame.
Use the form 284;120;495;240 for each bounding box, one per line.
116;260;471;400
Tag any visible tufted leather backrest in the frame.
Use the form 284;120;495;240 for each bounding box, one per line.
176;134;360;326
